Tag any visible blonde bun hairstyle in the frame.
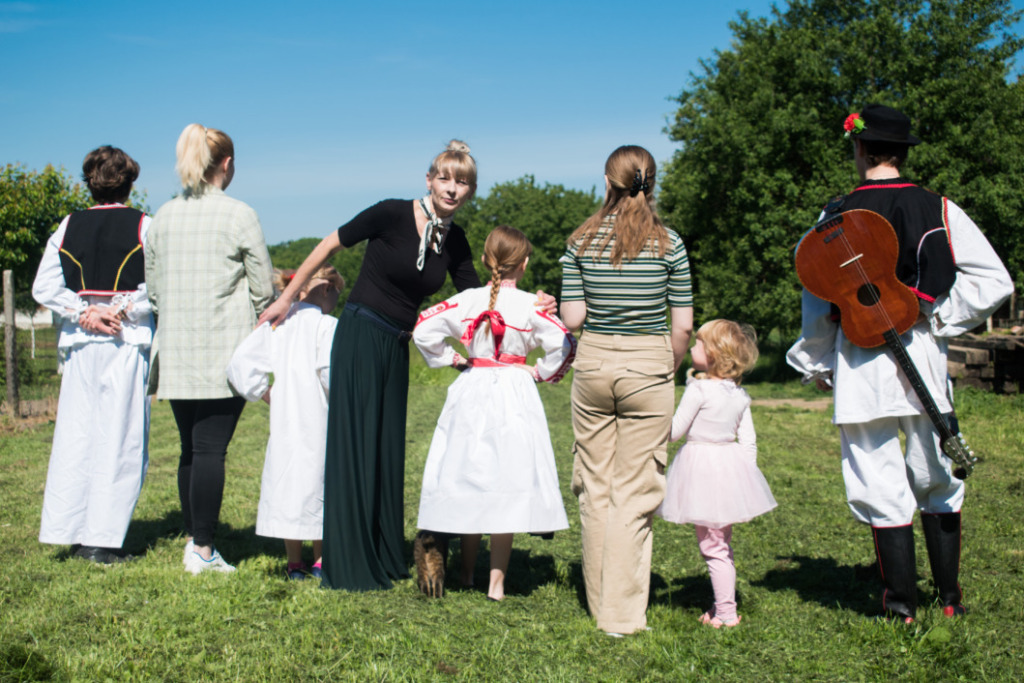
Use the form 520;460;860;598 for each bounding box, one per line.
428;139;477;198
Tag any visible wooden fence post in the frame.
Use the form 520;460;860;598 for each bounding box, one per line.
3;270;20;417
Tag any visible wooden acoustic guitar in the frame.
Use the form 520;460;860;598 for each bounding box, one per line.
794;208;977;479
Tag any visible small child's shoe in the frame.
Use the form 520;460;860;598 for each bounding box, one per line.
942;604;966;617
286;563;307;581
310;562;323;579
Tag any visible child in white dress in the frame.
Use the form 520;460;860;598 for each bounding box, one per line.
227;266;342;580
658;319;776;627
413;225;577;600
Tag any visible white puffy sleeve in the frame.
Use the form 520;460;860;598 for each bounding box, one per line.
316;314;338;392
786;290;839;385
226;322;273;401
413;295;466;368
930;200;1014;338
670;377;703;443
32;215;86;321
530;309;577;383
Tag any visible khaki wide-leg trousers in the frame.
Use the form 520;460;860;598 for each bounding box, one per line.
570;331;674;634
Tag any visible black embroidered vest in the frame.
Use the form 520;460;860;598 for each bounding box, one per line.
839;179;956;303
59;206;146;294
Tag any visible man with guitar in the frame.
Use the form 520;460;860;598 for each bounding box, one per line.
787;104;1013;622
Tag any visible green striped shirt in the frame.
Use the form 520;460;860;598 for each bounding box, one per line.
559;216;692;335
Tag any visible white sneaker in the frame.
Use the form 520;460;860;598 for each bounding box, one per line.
182;539;194;568
185;548;236;575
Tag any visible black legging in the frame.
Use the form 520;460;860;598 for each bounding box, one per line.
170;397;246;548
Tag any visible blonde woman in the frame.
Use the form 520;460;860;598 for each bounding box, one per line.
146;123;274;575
260;141;487;592
560;145;693;636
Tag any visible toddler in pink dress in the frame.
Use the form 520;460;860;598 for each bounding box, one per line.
658;319;777;628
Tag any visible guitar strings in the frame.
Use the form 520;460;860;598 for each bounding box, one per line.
831;218;900;340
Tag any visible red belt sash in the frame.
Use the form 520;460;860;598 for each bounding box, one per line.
468;354;527;368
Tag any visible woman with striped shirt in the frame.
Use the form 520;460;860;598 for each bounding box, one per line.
559;145;693;637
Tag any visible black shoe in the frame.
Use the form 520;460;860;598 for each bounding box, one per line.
74;546;134;565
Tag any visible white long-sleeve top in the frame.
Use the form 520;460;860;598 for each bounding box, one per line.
787;199;1013;424
670;376;757;461
414;283;577;383
227;302;337;455
32;207;154;349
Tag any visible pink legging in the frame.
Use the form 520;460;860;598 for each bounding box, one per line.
696;525;737;623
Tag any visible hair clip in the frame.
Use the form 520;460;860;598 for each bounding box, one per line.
631;169;650;196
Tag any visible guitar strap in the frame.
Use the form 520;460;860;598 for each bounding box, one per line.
822;195;846;218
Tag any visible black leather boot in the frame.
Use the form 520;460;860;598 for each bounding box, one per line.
921;512;966;616
871;525;917;622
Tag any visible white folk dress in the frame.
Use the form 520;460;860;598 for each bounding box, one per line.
32;206;154;548
413;284;577;534
658;377;777;529
226;302;337;540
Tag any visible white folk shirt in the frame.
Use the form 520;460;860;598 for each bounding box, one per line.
33;207;154;349
226;302;337;539
414;283;576;382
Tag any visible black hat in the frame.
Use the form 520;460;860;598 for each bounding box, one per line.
843;104;921;146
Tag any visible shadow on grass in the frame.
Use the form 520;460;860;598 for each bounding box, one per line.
752;554;881;616
119;513;281;565
454;541;560;598
650;572;716;611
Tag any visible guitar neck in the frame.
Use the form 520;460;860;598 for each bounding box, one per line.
882;329;955;443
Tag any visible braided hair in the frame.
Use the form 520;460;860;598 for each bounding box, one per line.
481;225;533;335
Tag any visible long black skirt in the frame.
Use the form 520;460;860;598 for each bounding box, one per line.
321;305;410;590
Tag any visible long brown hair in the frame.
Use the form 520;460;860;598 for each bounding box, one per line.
567;145;667;266
481;225;532;336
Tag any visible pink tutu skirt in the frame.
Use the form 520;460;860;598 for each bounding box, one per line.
657;441;777;528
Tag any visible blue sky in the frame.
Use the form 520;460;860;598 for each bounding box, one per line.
2;0;1021;245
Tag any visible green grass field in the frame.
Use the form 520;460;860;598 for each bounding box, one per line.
2;347;1023;681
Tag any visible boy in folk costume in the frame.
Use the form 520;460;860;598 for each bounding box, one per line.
787;104;1013;621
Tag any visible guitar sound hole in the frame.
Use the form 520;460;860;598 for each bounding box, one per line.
856;283;881;306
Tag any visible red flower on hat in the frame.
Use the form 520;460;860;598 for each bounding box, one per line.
843;113;866;137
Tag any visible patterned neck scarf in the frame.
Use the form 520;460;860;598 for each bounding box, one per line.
416;196;454;271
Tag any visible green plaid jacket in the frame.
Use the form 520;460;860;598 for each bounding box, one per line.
145;187;275;399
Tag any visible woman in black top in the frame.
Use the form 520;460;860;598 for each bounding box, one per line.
261;140;482;590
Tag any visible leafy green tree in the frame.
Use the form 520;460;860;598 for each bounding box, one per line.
444;175;600;304
1;165;91;312
267;237;366;313
660;0;1024;336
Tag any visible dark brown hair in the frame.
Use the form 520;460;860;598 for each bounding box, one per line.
82;146;139;203
860;139;908;170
